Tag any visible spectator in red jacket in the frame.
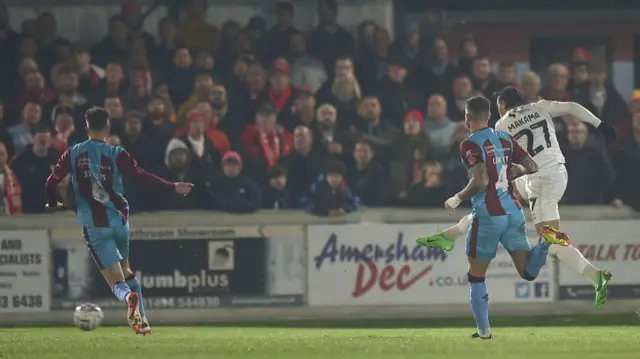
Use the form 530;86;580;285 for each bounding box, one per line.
174;106;231;155
241;103;293;181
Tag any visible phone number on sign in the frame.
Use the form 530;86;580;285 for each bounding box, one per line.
0;295;43;308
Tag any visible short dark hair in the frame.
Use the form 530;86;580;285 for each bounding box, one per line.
108;14;127;28
58;65;76;76
85;107;110;131
495;86;523;110
276;2;294;14
356;137;375;152
325;160;346;176
499;60;515;68
267;165;287;179
465;96;491;122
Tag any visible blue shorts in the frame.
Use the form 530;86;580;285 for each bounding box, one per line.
82;223;130;269
466;210;530;260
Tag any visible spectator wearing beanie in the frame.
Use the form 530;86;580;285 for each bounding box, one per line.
300;159;360;216
390;110;435;201
208;151;261;213
152;138;208;211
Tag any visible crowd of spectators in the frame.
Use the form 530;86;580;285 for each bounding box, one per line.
0;0;639;217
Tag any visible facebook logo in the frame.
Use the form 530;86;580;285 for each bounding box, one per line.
515;282;531;298
534;282;550;298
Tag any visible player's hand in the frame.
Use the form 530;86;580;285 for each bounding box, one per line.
444;195;462;214
597;122;617;142
612;198;624;209
45;202;63;213
174;182;194;196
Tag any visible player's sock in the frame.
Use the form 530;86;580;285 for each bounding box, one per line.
523;238;550;280
113;281;132;302
552;245;597;282
443;214;472;240
126;275;146;318
468;273;490;335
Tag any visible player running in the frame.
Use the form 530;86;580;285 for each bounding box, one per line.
417;87;616;308
44;107;193;335
441;97;569;338
438;96;569;339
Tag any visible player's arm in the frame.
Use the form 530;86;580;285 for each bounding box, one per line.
445;140;489;211
542;100;616;140
45;149;71;210
508;137;538;180
116;150;193;195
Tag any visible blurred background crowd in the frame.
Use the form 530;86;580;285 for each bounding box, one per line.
0;0;639;217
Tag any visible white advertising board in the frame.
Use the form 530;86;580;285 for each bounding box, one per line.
558;220;640;299
0;230;50;312
307;224;555;306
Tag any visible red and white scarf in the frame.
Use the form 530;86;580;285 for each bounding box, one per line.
259;132;280;167
0;167;22;215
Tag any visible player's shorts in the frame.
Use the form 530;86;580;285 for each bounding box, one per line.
466;210;531;260
82;222;130;269
513;163;568;224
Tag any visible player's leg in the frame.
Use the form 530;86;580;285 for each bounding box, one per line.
529;171;611;307
500;210;547;280
466;216;503;339
84;226;141;331
416;214;471;250
114;223;150;334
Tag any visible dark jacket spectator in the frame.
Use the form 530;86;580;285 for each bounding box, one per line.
10;132;58;213
307;0;355;73
165;48;197;108
261;164;290;209
346;138;389;207
404;161;453;208
279;126;325;206
574;64;629;127
265;2;298;63
143;96;176;171
611;113;640;211
410;37;458;98
120;111;154;169
563;121;616;205
90;15;131;68
376;56;423;127
354;96;400;160
301;160;360;216
314;103;357;164
208;152;261;213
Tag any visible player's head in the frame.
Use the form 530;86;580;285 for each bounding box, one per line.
495;86;523;117
84;106;111;137
464;96;491;130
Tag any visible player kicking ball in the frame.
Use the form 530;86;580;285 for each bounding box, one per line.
45;107;194;335
418;87;615;309
427;96;569;339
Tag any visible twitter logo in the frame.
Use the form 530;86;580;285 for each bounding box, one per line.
515;282;531;298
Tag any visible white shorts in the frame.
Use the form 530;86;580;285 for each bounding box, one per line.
513;164;567;224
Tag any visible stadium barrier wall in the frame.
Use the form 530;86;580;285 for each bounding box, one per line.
0;206;639;326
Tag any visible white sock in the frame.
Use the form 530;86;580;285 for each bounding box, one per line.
549;244;599;282
478;328;492;338
442;214;472;241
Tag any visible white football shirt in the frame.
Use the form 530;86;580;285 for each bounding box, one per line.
495;100;602;171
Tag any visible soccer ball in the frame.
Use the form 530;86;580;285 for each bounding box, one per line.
73;303;104;331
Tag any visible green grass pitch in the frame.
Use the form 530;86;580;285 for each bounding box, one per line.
2;315;639;359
